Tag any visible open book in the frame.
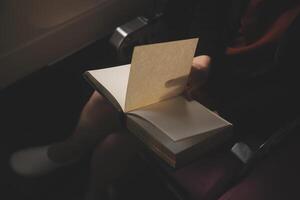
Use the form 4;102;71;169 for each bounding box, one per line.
84;39;232;167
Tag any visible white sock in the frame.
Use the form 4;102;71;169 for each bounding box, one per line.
9;145;68;177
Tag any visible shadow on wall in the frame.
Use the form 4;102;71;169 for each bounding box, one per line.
0;0;151;89
0;0;120;56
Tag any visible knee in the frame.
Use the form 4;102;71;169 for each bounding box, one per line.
88;132;140;186
88;91;108;108
91;132;139;166
80;91;118;125
97;132;139;154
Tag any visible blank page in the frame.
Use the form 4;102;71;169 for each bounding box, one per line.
124;38;198;112
128;96;232;141
87;64;130;111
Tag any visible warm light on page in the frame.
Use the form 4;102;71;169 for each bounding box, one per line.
125;38;199;112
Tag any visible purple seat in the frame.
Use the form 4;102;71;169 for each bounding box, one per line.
219;134;300;200
166;151;243;200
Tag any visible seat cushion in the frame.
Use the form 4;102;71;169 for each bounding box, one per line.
166;151;243;200
219;133;300;200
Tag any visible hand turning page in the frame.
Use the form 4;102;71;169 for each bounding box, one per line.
124;38;198;112
85;38;199;112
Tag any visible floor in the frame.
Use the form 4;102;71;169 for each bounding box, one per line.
0;36;176;200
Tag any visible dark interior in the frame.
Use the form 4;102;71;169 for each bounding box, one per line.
1;1;300;200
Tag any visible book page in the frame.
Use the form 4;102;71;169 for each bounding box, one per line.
86;64;130;111
128;96;232;142
124;38;198;112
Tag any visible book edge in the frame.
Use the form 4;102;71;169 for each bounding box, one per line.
83;71;124;113
127;98;233;142
126;114;233;168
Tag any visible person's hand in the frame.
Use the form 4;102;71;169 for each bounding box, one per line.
184;55;211;100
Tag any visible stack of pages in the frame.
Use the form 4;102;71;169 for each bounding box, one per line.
84;39;232;167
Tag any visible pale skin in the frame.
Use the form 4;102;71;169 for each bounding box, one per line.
186;55;211;99
47;55;211;199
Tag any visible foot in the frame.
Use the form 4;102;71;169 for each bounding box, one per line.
9;145;66;177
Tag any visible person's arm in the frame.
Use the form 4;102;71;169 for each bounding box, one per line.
185;0;236;99
190;0;232;59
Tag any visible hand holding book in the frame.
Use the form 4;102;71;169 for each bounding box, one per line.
184;55;211;101
84;39;232;167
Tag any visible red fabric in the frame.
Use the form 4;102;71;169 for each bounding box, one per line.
168;152;242;200
226;0;300;55
219;134;300;200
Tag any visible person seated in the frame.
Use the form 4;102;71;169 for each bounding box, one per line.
10;0;300;199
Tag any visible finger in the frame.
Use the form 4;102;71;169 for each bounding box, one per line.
183;84;198;101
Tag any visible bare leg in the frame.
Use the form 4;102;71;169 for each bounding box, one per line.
11;90;141;200
10;90;141;198
48;91;123;163
86;132;140;200
10;91;124;177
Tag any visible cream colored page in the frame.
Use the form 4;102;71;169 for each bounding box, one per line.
124;38;199;112
128;96;232;141
88;64;130;110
